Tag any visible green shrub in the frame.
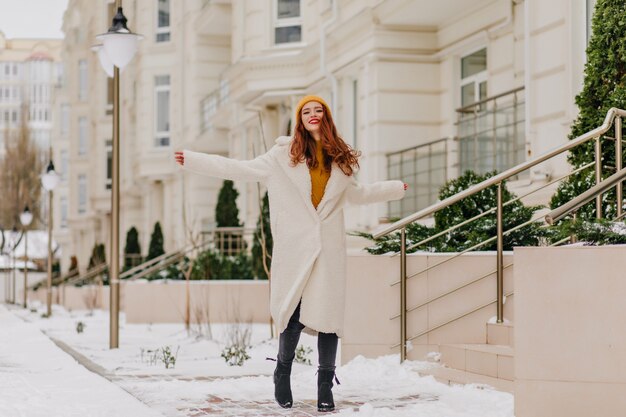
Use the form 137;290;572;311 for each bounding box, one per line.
251;191;272;280
191;248;253;280
358;171;547;254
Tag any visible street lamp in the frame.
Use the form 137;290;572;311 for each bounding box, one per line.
20;206;33;308
42;160;60;317
8;227;17;304
94;1;141;349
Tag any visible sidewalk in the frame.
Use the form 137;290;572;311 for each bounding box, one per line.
5;304;514;417
0;305;165;417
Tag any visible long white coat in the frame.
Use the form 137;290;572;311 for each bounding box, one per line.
182;136;405;337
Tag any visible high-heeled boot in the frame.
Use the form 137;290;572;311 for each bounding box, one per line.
317;368;339;412
273;360;293;408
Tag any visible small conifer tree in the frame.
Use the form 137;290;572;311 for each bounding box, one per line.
251;192;272;280
550;0;626;219
147;222;165;261
215;180;245;254
88;243;106;270
124;226;142;270
216;180;242;228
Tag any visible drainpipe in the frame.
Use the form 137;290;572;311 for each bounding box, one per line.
487;0;515;39
320;0;338;113
523;0;531;161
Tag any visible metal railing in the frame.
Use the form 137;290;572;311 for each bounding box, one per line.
456;86;525;176
200;80;230;132
387;138;448;218
36;227;260;290
373;107;626;362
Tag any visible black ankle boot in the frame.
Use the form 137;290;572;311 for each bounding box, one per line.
317;369;339;412
273;360;293;408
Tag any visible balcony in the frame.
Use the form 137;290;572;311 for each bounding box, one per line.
456;86;525;176
197;0;231;36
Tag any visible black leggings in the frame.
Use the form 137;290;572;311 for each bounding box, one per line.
277;302;338;371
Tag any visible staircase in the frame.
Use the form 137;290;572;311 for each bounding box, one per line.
418;321;514;392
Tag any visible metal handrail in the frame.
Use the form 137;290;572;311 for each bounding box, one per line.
386;137;449;157
374;108;626;239
396;161;594;255
546;165;626;224
376;107;626;362
455;86;525;114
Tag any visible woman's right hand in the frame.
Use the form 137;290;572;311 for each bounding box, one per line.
174;151;184;166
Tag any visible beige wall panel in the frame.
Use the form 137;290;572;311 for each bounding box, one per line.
375;61;440;92
530;25;566;77
531;71;567;122
530;0;567;33
377;93;440;124
515;246;626;416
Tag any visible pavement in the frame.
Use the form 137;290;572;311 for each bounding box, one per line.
0;304;439;417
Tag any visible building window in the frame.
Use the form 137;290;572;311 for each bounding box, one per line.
586;0;597;43
274;0;302;45
60;149;69;182
154;75;170;147
60;196;68;228
156;0;171;42
460;48;487;107
78;174;87;214
78;60;88;101
78;116;88;155
106;77;114;115
106;140;112;190
61;104;70;135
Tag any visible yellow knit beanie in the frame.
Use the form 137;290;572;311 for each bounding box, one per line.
295;95;331;119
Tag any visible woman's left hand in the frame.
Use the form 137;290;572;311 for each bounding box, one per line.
404;183;409;190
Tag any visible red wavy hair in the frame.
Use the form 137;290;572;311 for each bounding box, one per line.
290;104;361;176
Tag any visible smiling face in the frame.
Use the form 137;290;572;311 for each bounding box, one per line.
300;101;324;137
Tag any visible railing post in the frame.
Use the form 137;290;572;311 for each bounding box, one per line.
400;227;407;362
615;116;624;218
496;182;504;323
570;212;578;244
492;101;498;171
595;136;602;219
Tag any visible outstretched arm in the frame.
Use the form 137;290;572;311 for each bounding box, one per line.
345;178;406;205
175;149;273;183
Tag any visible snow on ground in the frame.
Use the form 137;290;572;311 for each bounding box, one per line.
14;303;514;417
0;305;163;417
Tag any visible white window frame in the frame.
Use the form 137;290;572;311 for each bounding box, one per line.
60;196;68;228
60;149;69;182
459;47;488;108
586;0;597;44
61;104;70;135
273;0;303;46
106;140;112;189
78;60;88;101
78;116;88;155
154;75;170;147
78;174;87;214
155;0;171;43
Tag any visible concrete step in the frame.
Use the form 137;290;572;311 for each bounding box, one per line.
440;343;514;381
417;364;514;393
486;321;514;346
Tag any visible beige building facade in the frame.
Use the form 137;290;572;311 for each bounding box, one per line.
54;0;596;272
0;32;61;153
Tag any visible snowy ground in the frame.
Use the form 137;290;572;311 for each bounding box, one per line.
10;302;514;417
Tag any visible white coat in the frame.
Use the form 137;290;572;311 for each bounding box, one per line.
182;136;405;337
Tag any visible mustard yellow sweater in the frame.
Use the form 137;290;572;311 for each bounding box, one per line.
310;143;331;209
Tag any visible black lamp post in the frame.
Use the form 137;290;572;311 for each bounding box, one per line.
20;206;33;308
95;1;141;349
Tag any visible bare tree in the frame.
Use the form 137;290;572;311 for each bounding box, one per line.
0;116;44;229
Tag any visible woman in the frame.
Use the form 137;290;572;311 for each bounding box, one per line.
175;95;406;412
